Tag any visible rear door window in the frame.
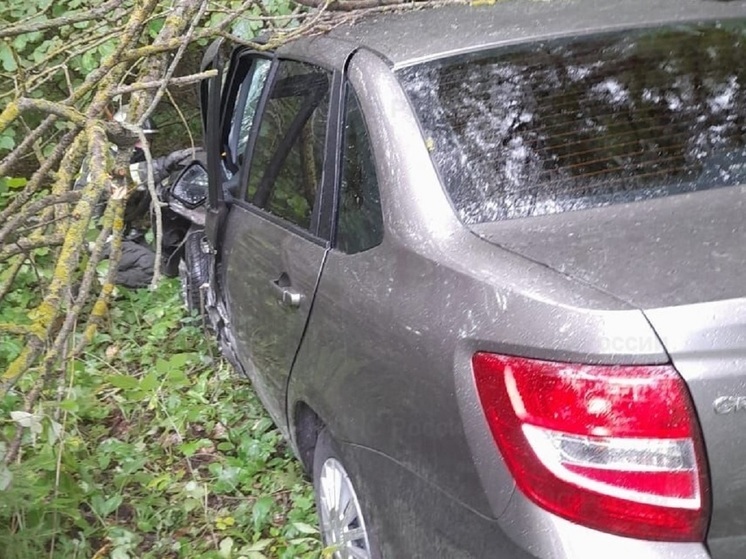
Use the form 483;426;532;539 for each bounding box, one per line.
398;20;746;223
336;86;384;254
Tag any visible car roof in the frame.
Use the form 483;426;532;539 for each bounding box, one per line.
291;0;745;69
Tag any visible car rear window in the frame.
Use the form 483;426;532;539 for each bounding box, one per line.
397;21;746;224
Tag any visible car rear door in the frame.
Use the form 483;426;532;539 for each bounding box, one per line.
219;59;335;426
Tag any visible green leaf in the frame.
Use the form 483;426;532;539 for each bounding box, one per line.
10;411;42;433
107;374;139;390
90;493;123;518
252;496;273;531
59;399;79;413
0;42;17;72
139;371;159;392
242;539;271;552
179;439;211;457
97;39;116;59
0;135;15;151
219;537;234;558
11;34;27;53
80;50;96;73
252;417;274;435
5;177;26;188
148;18;165;38
0;465;12;491
292;522;318;535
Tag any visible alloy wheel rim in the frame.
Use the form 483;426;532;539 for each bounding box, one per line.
318;458;372;559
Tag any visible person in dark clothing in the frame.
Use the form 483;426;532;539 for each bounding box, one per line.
115;241;157;288
104;104;195;287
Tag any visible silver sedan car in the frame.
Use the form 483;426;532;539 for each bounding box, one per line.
185;0;746;556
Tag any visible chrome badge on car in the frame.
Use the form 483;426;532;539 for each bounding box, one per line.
713;396;746;415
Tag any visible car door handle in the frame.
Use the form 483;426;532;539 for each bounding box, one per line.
270;277;304;308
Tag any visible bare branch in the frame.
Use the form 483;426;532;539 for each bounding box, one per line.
165;88;196;153
15;98;88;126
137;0;209;127
293;0;408;9
0;256;25;302
0;129;87;244
0;115;59;178
0;192;82;245
0;234;65;263
112;70;218;96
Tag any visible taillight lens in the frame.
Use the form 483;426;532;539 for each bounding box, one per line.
472;352;709;541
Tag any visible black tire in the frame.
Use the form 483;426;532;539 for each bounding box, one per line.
160;209;191;277
180;228;209;315
313;429;382;559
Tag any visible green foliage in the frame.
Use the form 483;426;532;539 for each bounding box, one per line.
0;280;320;558
1;1;326;556
0;175;25;211
1;0;122;79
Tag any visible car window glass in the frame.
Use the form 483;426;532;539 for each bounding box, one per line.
398;21;746;223
246;60;331;231
336;87;383;254
221;57;271;176
231;58;271;165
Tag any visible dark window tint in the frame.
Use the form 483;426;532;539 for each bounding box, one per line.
398;21;746;223
336;88;383;254
246;61;330;231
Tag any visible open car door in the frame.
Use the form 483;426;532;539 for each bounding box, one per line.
216;59;335;429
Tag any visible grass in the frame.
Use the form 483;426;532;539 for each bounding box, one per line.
0;279;321;559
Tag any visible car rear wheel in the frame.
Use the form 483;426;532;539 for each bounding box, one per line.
313;429;380;559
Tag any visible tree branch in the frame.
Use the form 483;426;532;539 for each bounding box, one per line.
112;70;218;96
293;0;412;10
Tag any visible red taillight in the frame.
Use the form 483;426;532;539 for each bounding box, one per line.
472;352;709;542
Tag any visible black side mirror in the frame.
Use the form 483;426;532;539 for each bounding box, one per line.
171;161;208;209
